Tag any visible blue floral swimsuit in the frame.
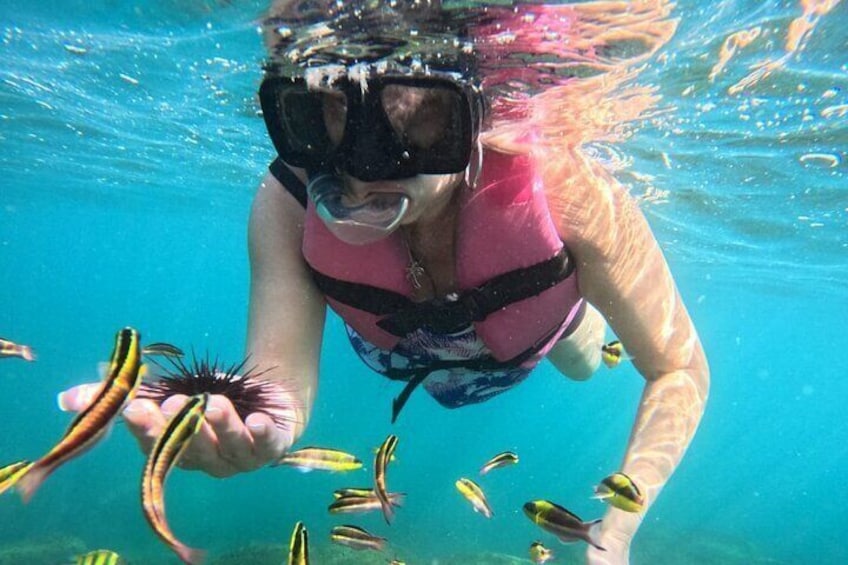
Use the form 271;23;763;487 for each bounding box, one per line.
346;323;534;408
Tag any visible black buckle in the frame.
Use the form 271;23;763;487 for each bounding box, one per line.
377;289;491;337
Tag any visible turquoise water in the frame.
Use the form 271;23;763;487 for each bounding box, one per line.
1;0;846;563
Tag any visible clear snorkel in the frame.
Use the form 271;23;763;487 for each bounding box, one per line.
307;173;410;245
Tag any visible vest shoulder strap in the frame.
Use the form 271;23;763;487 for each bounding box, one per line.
269;158;307;208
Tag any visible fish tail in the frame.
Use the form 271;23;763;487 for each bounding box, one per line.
15;463;51;503
380;498;395;525
585;519;606;551
20;346;36;361
174;543;206;565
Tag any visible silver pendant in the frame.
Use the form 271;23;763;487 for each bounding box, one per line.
406;260;426;290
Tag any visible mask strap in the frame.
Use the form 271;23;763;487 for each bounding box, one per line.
465;136;483;190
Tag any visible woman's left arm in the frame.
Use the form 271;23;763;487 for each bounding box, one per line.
548;155;710;563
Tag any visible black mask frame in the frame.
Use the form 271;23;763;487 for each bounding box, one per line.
259;73;483;181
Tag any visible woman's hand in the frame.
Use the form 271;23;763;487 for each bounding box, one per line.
58;382;300;478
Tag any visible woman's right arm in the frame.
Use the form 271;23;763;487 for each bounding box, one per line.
56;171;326;477
246;170;326;444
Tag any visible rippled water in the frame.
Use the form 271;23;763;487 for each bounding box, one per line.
1;1;846;564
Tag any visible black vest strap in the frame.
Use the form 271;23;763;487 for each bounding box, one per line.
309;248;573;337
269;158;308;208
310;269;413;315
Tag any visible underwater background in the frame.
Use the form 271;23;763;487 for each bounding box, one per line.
1;0;846;563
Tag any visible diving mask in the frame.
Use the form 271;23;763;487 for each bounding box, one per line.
307;173;410;245
259;72;483;182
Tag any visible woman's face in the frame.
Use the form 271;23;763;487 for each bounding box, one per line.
322;83;465;224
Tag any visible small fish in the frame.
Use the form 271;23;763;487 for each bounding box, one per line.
374;434;399;524
523;500;605;551
601;340;625;368
0;337;35;361
142;342;184;358
17;327;145;502
288;521;309;565
373;445;397;462
529;541;555;564
592;472;645;513
73;549;126;565
455;477;493;518
276;447;363;472
0;460;33;495
388;560;406;565
330;525;386;552
329;491;406;514
142;393;209;565
333;486;376;499
479;451;518;475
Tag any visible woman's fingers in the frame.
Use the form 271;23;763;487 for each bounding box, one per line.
155;395;231;477
204;395;258;472
56;383;102;412
246;411;293;463
123;398;169;453
58;383;299;477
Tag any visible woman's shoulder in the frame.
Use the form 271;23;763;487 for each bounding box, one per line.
537;149;646;254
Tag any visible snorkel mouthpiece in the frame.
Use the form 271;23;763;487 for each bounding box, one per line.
307;173;410;245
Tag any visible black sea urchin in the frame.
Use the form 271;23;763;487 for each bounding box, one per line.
137;354;295;430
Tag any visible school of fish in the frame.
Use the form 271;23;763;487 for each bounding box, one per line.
3;331;641;563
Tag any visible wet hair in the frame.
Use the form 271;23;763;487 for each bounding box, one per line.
262;0;477;78
262;0;678;157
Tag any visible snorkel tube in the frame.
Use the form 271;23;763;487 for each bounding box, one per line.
307;173;410;245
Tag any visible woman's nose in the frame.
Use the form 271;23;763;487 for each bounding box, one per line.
344;177;370;194
341;177;382;204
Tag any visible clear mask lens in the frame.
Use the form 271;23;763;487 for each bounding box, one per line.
307;174;409;245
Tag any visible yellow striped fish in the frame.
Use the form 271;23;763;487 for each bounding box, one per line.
529;541;555;564
276;447;363;472
74;549;125;564
479;451;518;475
330;525;386;552
374;434;399;524
372;446;397;462
455;477;493;518
142;393;208;565
141;342;184;358
287;521;308;565
328;491;406;514
0;460;33;495
601;340;625;368
592;472;645;513
530;541;554;565
523;500;605;551
0;337;35;361
333;487;375;499
17;327;145;502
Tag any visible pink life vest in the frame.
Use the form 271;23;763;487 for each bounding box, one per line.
302;150;584;365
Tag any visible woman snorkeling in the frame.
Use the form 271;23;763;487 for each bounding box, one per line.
60;1;709;562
